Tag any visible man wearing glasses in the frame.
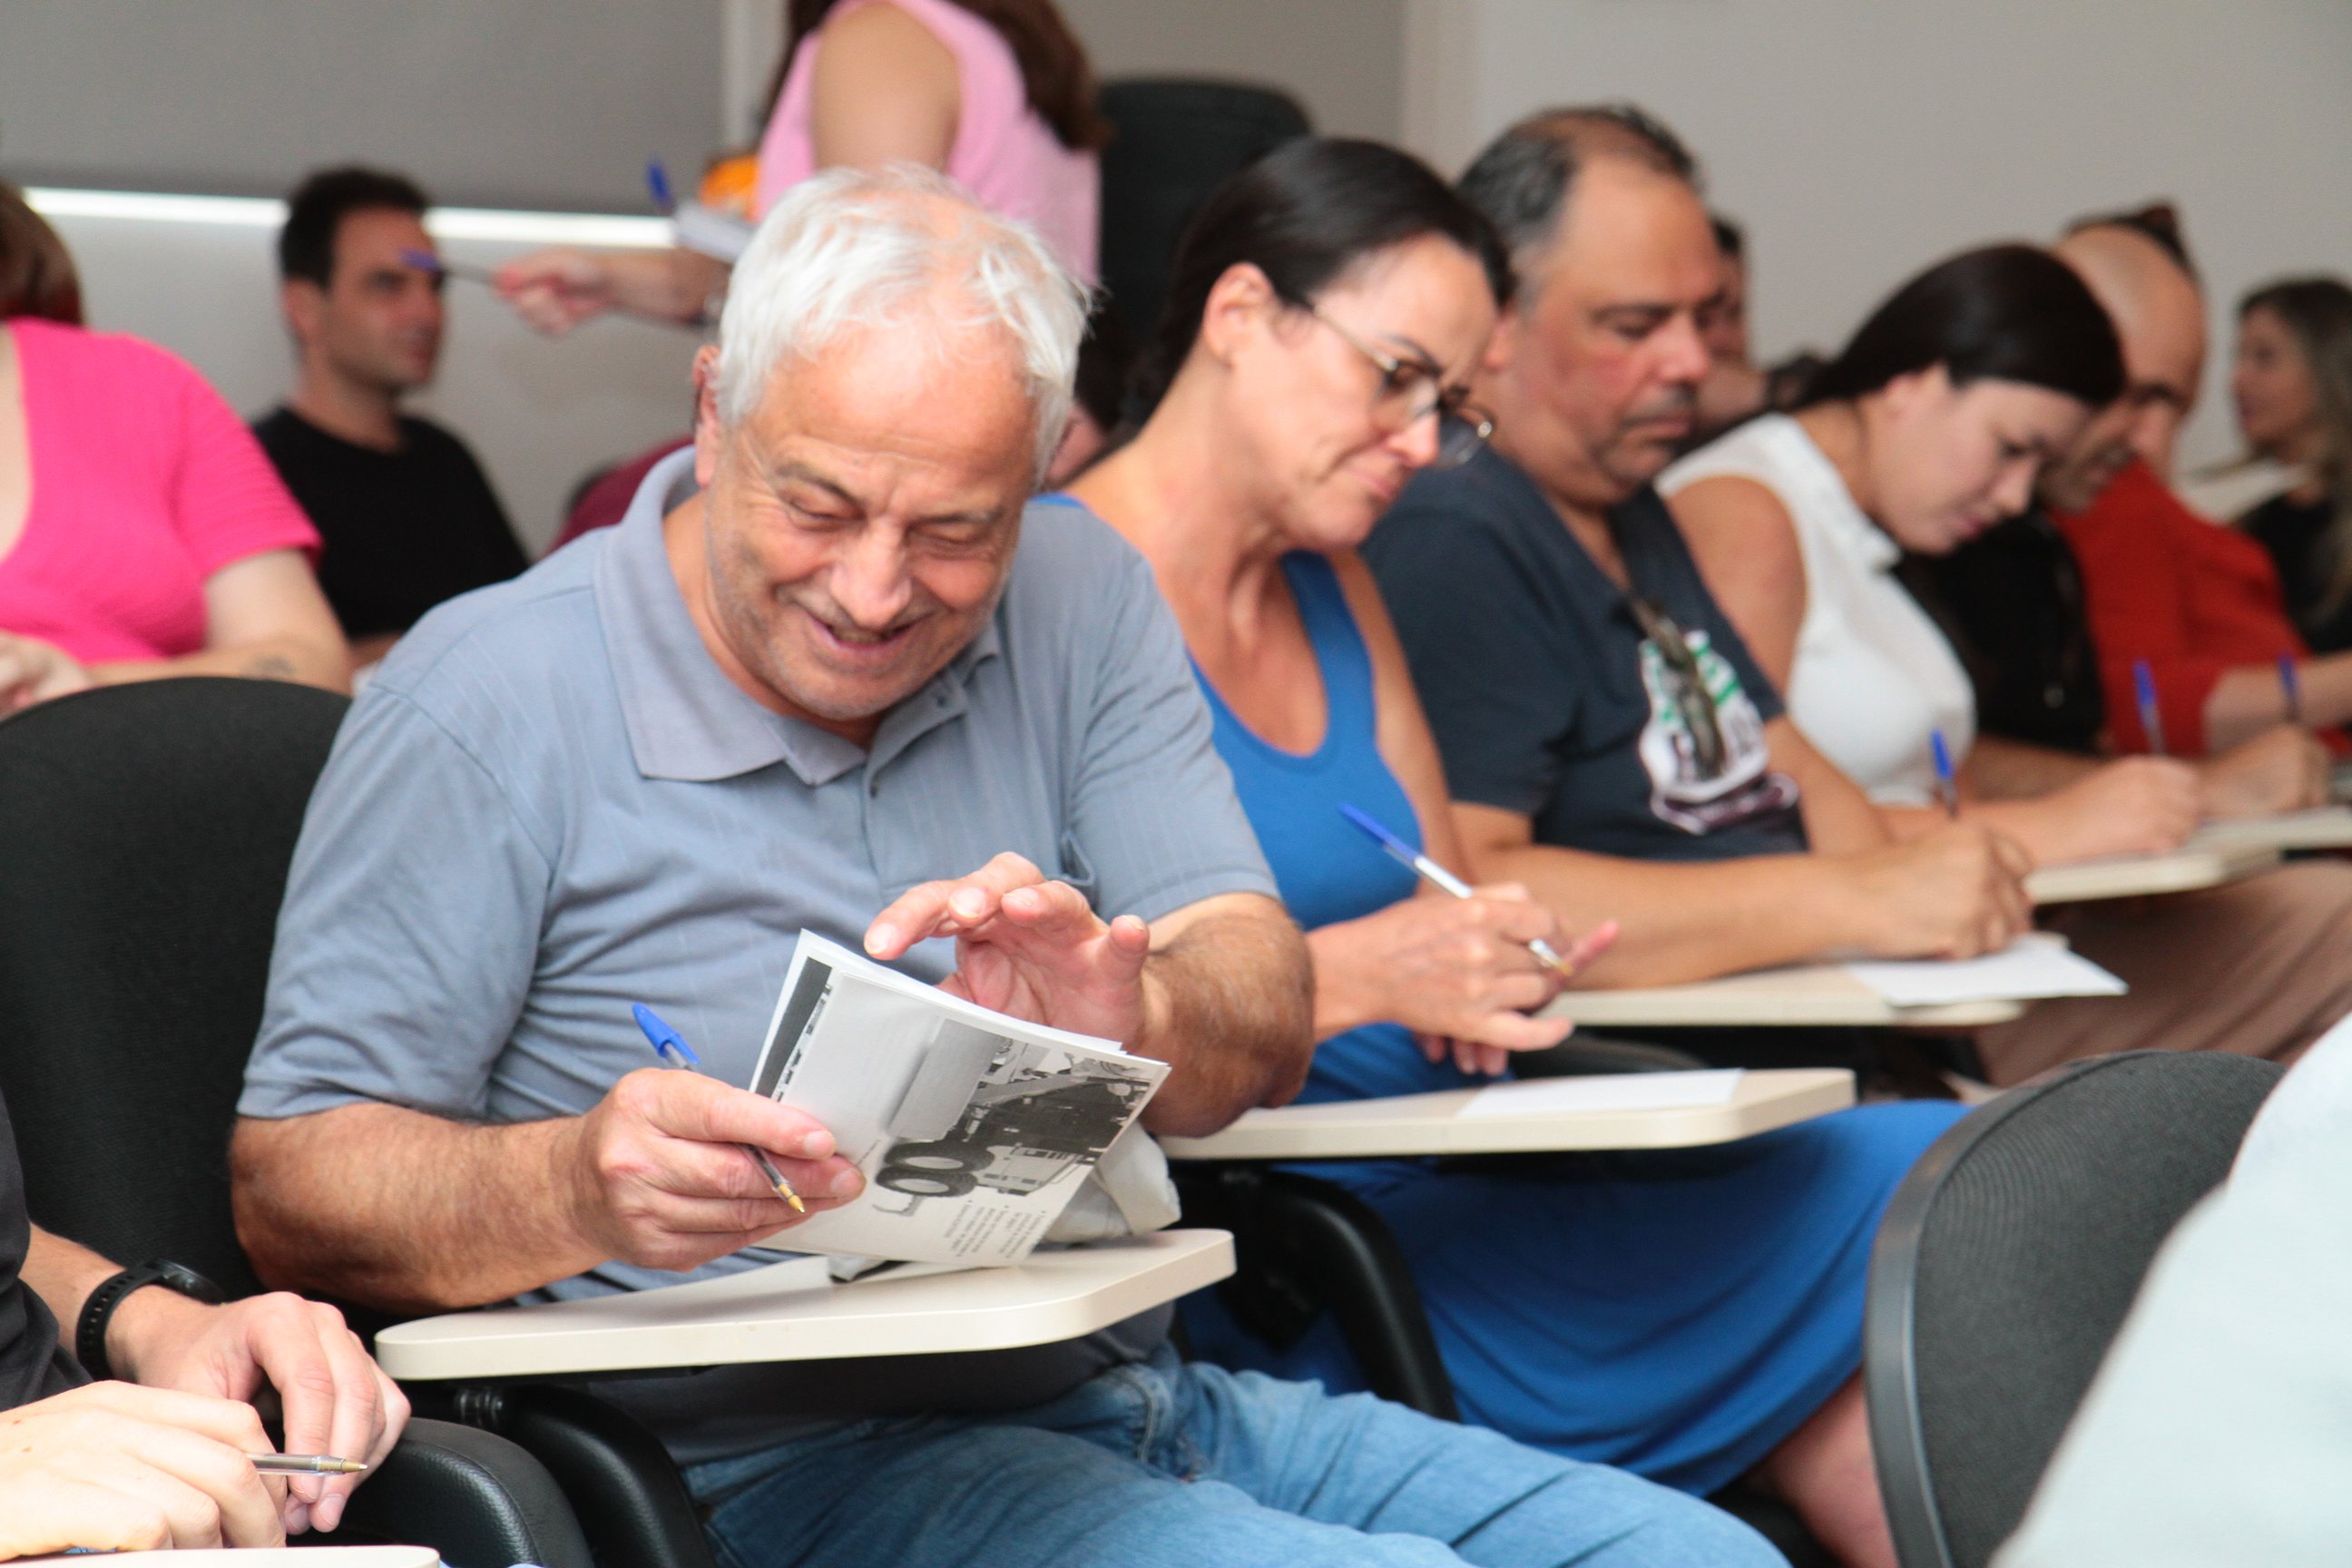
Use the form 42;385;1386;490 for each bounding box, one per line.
1363;104;2037;1562
1367;104;2034;990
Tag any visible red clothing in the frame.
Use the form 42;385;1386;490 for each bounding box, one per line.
549;436;691;556
0;318;318;664
2054;458;2339;755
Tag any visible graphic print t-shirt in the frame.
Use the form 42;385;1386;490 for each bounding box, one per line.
1365;454;1805;863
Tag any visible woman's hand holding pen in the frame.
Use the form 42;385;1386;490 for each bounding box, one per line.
1309;887;1619;1079
562;1069;863;1274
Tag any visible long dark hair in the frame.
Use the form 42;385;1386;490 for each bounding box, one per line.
1128;137;1514;421
1800;243;2123;411
0;185;83;324
2239;276;2352;618
775;0;1112;152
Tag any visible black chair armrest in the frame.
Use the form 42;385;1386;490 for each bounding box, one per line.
331;1416;594;1568
429;1383;718;1568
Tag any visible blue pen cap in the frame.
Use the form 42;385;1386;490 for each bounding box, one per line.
632;1003;698;1066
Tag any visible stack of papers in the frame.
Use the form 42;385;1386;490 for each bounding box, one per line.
1844;934;2125;1008
1460;1070;1746;1119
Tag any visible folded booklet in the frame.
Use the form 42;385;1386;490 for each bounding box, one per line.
746;932;1169;1266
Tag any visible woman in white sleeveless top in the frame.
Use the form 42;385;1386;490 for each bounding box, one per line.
1662;245;2203;866
1665;245;2352;1093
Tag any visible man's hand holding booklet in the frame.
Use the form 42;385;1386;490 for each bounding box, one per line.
743;931;1170;1267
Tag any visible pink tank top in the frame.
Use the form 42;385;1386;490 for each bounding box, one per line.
754;0;1100;280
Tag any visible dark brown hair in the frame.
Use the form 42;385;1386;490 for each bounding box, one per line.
0;185;83;324
776;0;1111;152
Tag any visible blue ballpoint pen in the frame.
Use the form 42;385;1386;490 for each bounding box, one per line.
645;159;677;215
2280;654;2304;724
1339;803;1578;976
2133;659;2168;757
1928;729;1961;819
632;1004;805;1212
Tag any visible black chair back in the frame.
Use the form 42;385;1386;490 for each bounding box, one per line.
0;679;349;1293
1096;77;1311;341
0;679;599;1568
1866;1051;2283;1568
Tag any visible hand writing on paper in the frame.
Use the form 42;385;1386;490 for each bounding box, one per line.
865;853;1150;1044
564;1069;863;1273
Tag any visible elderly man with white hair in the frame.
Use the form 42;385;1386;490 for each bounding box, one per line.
225;170;1767;1567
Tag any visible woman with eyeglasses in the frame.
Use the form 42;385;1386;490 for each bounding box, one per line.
1068;137;1965;1562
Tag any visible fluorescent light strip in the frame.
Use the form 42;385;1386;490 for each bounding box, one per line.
24;187;671;249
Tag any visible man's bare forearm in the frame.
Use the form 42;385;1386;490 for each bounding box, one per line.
230;1105;597;1314
1135;901;1312;1137
1962;735;2104;799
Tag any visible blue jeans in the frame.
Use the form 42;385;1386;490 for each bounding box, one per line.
684;1346;1783;1567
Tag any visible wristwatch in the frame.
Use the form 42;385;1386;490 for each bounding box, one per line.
75;1259;224;1381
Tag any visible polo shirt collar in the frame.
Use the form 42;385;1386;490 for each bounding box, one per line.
593;447;1003;787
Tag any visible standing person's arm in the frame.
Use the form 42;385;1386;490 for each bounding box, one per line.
500;2;964;337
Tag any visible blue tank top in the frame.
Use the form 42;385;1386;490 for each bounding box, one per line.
1194;553;1475;1102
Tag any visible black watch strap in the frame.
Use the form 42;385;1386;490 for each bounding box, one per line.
75;1259;224;1381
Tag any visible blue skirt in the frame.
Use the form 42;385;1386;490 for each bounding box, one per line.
1181;1095;1965;1496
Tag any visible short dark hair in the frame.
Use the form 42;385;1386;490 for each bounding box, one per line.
2064;201;2195;282
1456;103;1699;268
0;183;82;324
1801;243;2125;410
279;166;430;288
1711;213;1745;261
1128;137;1514;420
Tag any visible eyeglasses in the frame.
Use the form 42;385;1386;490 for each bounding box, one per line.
1625;593;1727;775
1304;305;1496;469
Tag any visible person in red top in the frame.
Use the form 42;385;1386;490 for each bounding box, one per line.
0;187;348;712
2042;217;2352;760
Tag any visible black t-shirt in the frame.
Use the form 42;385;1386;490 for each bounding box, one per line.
2244;490;2352;653
252;407;530;640
1365;449;1804;862
1900;511;2105;754
0;1086;83;1410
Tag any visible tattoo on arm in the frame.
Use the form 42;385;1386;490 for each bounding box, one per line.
244;653;299;681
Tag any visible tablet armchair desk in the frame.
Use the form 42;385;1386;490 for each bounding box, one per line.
375;1230;1236;1382
1160;1069;1855;1423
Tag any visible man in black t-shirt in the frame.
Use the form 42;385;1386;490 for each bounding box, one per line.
256;168;528;665
1363;106;2032;998
0;1085;407;1551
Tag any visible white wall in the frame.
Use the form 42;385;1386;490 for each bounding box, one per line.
1060;0;1406;140
1399;0;2352;471
0;0;723;211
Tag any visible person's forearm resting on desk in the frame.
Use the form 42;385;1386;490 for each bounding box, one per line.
1453;805;2029;988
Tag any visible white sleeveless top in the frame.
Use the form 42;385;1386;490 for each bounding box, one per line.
1659;414;1975;806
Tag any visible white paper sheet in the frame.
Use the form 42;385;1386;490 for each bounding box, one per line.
1459;1069;1747;1119
1844;933;2126;1008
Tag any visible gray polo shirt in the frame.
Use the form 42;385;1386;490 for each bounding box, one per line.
240;449;1276;1461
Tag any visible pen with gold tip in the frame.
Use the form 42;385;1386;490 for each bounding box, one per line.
1339;803;1583;978
633;1003;807;1212
250;1454;369;1475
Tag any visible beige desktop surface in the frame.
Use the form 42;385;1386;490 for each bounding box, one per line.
1537;965;2025;1028
1160;1067;1854;1161
2024;839;2279;903
20;1553;439;1567
2189;807;2352;854
376;1230;1235;1382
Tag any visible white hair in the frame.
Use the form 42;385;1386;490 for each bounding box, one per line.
714;164;1087;475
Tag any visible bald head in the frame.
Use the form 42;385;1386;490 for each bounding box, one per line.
2035;224;2209;509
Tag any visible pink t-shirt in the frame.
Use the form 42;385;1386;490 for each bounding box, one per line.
754;0;1101;280
0;318;319;665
